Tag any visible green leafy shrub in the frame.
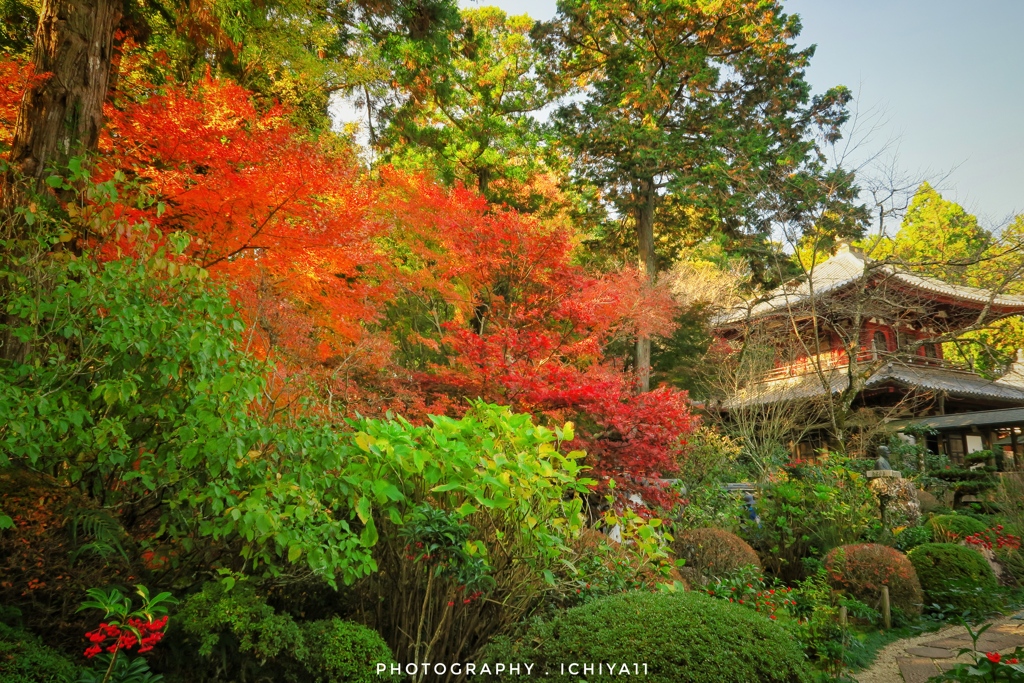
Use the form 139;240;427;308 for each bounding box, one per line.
927;515;988;542
172;582;398;683
301;619;396;683
0;622;80;683
907;543;998;615
893;525;933;551
77;654;162;683
783;565;880;676
824;544;923;616
559;529;678;604
482;590;812;683
178;582;305;664
351;405;597;667
672;528;760;581
742;461;876;581
0;231;387;589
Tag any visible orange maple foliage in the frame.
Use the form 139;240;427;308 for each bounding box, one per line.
1;53;698;507
374;172;695;506
0;56;38;150
99;75;389;400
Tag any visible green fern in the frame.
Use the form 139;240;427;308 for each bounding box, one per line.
66;507;129;565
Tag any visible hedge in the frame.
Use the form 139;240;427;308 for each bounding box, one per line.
926;515;988;542
907;543;998;614
482;590;811;683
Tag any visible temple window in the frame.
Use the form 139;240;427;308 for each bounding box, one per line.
873;330;888;354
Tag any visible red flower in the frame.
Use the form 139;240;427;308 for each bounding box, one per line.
84;645;102;658
770;614;777;620
987;652;1001;664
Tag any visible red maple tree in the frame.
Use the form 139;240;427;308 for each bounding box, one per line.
2;57;699;509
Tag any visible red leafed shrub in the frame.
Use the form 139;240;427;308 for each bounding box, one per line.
672;528;762;580
376;172;697;508
825;543;923;616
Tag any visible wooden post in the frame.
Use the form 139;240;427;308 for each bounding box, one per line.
1011;427;1020;471
839;605;847;627
881;586;891;629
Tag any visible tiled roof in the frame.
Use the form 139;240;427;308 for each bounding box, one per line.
875;363;1024;402
722;367;849;408
723;361;1024;409
887;406;1024;431
715;247;1024;326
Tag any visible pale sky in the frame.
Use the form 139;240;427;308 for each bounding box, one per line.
459;0;1024;229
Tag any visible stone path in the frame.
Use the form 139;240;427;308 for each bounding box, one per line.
855;613;1024;683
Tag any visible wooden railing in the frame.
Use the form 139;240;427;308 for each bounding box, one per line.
756;349;968;383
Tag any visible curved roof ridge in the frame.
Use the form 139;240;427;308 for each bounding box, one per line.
713;246;1024;327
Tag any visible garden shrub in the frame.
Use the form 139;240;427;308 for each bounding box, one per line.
300;619;397;683
742;461;876;581
177;581;306;665
907;543;998;615
482;590;812;683
352;405;598;667
672;528;760;581
893;524;933;551
0;622;80;683
171;582;398;683
927;514;988;542
563;529;681;602
824;544;923;616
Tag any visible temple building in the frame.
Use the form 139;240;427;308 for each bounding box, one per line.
712;243;1024;468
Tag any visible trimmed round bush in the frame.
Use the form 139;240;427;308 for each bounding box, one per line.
482;590;812;683
672;528;761;580
824;544;923;616
926;514;987;541
300;619;399;683
907;543;998;614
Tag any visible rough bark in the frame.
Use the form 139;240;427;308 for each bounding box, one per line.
5;0;121;188
635;178;657;392
1;0;121;363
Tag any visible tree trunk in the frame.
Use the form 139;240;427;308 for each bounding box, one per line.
1;0;121;364
635;178;657;392
4;0;122;190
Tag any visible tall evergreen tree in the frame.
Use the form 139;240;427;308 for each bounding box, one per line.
379;7;563;206
543;0;852;389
